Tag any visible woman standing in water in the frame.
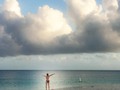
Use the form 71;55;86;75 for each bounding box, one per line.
44;73;55;90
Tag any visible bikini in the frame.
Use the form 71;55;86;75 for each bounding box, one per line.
46;80;49;83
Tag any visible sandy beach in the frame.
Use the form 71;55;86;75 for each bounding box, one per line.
56;84;120;90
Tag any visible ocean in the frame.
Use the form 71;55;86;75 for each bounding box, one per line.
0;70;120;90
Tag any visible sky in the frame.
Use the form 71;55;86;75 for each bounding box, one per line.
18;0;67;14
0;0;120;70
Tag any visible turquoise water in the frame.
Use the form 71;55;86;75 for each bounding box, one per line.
0;70;120;90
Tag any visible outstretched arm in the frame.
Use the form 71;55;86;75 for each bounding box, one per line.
50;73;55;76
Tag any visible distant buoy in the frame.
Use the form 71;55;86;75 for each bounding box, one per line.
79;77;82;82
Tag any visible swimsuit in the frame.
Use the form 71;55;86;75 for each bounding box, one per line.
46;80;49;83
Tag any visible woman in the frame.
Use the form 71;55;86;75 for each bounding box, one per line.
44;73;55;90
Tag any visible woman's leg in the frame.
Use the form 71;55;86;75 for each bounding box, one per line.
48;82;50;90
46;82;47;90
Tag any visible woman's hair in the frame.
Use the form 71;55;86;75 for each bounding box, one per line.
47;73;49;76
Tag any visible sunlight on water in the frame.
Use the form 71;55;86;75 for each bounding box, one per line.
0;70;120;90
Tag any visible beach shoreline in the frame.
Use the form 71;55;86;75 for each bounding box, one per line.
56;84;120;90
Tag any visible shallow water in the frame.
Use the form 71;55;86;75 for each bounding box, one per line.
0;70;120;90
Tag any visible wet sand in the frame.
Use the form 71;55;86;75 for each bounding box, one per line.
56;84;120;90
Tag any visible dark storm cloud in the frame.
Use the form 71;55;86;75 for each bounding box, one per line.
54;16;120;53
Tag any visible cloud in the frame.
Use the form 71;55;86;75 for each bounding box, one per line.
0;53;120;70
2;0;22;17
67;0;99;20
0;0;72;56
102;0;118;12
0;0;120;56
0;25;21;56
59;0;120;52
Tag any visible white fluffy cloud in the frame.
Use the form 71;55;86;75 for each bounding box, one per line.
2;0;22;16
21;5;72;44
102;0;118;11
67;0;98;18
